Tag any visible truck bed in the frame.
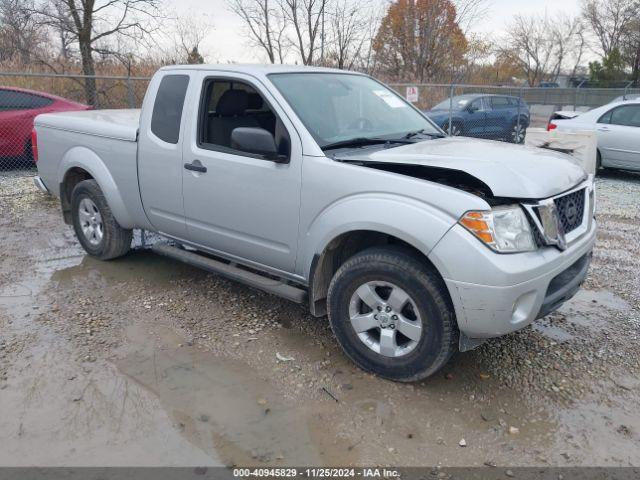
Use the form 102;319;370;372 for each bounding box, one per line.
35;109;140;142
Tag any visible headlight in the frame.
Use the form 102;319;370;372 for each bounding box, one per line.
459;205;536;253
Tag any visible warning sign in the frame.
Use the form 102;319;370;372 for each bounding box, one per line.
406;86;419;103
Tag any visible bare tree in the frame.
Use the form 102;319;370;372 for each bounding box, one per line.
501;13;585;86
33;0;161;106
453;0;490;34
0;0;45;64
325;0;370;69
622;15;640;83
227;0;287;63
582;0;637;57
278;0;328;65
174;15;210;63
549;15;587;81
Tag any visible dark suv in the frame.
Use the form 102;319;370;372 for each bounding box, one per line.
424;94;530;144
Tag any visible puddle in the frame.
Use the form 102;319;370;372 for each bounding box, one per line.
50;250;205;287
532;289;631;341
0;249;219;466
558;289;631;331
532;321;574;342
561;289;630;315
117;323;352;466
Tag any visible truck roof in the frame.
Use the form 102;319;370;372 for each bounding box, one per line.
159;63;364;76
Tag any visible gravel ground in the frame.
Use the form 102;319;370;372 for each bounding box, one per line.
1;170;640;467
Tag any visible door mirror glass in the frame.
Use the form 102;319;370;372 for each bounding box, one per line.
231;127;287;162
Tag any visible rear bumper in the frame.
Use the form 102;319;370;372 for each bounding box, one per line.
33;176;50;194
430;219;596;339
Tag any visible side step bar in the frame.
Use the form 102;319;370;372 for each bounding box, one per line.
151;243;308;304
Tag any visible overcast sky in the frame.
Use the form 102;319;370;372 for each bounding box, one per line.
172;0;584;63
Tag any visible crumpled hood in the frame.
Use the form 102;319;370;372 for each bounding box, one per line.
336;137;587;199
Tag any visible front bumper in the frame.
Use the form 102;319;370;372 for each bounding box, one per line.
429;218;596;340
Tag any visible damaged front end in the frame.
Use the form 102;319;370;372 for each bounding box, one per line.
341;156;595;254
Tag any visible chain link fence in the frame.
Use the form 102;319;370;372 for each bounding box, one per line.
1;72;639;177
0;72;150;174
389;83;640;145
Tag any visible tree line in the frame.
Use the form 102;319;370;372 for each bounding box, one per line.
1;0;638;105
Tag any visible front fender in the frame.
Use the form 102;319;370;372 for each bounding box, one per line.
299;193;458;279
58;146;135;228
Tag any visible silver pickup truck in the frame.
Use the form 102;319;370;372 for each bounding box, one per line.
33;65;596;381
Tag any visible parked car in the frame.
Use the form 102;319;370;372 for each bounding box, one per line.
0;87;90;166
548;100;640;171
33;65;595;381
539;82;560;88
424;94;530;144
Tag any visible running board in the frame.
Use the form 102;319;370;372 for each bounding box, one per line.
151;243;307;304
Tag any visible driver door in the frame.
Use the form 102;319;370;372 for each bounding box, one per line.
464;97;487;137
180;72;302;274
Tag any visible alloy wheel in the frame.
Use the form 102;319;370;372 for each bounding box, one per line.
348;281;423;358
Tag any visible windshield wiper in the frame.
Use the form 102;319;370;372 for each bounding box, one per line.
321;137;413;151
404;129;446;139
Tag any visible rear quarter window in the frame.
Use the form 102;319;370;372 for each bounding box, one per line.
151;75;190;144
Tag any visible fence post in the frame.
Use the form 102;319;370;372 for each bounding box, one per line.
448;84;455;136
574;80;585;111
517;88;523;143
126;77;135;108
623;80;633;100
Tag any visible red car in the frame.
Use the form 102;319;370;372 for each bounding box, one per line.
0;87;90;165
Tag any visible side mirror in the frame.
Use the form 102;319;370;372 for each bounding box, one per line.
230;127;288;163
467;105;478;113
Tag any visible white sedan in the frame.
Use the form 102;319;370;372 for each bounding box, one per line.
548;100;640;172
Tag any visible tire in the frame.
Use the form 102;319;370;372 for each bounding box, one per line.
327;246;458;382
596;150;603;172
509;120;527;144
70;179;132;260
442;122;462;136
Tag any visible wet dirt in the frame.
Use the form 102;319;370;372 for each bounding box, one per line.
1;176;640;467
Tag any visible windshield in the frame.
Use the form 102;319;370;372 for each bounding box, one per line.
432;97;469;111
268;73;441;148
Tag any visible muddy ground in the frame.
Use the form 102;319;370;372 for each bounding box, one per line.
1;171;639;467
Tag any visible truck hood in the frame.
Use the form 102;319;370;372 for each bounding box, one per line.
335;137;587;199
35;109;140;142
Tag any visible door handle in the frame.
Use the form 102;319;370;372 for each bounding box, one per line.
184;161;207;173
597;127;610;132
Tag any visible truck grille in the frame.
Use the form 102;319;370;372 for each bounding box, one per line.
554;188;585;234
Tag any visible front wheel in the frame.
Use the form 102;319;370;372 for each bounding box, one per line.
442;122;462;136
326;247;458;382
71;179;132;260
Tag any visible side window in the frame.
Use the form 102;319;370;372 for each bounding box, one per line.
0;90;54;111
598;109;613;124
470;98;484;111
490;97;510;109
198;78;290;158
151;75;189;144
610;105;640;127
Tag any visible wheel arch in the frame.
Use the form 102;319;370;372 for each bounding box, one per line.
58;146;134;228
308;229;449;317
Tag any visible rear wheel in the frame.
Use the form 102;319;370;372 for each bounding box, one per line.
327;247;458;382
71;179;132;260
509;121;527;144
